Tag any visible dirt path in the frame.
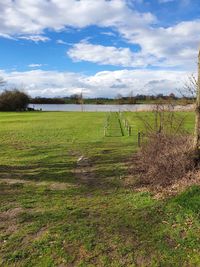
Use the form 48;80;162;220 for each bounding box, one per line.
74;155;98;186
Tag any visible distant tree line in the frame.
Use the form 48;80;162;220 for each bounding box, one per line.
29;92;195;105
30;97;65;104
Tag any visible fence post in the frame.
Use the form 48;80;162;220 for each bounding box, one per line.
128;126;131;136
138;131;141;147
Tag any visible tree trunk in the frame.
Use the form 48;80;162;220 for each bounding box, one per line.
193;48;200;159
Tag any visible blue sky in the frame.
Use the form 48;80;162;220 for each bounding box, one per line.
0;0;199;97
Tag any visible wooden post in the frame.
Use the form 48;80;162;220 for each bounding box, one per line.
138;131;141;147
128;126;131;136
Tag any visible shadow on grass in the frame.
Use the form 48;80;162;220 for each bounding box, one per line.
0;140;136;190
0;156;126;189
3;182;199;266
0;162;76;184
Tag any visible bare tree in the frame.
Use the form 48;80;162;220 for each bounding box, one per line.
116;93;123;104
194;48;200;158
135;99;186;137
175;74;197;108
180;49;200;161
128;91;136;104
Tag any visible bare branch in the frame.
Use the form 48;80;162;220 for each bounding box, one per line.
177;74;197;103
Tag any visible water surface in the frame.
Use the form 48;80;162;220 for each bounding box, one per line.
29;103;194;112
29;104;154;112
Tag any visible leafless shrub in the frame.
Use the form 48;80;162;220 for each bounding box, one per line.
134;101;197;187
136;101;187;136
177;74;197;105
137;133;195;186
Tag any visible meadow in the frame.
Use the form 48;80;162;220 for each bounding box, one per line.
0;111;200;267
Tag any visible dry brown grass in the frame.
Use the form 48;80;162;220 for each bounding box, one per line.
153;170;200;199
135;133;196;187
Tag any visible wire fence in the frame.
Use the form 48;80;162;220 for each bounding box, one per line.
104;112;132;137
103;112;146;147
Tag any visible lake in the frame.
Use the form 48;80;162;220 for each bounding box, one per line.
29;103;194;112
29;104;154;112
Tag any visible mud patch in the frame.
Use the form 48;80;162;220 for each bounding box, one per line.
0;207;24;221
0;207;24;240
74;156;97;186
49;182;78;190
0;178;30;185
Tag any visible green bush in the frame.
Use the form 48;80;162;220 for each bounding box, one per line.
0;89;30;111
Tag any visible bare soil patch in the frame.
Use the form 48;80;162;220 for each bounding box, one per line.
0;207;23;221
0;207;24;242
74;156;97;186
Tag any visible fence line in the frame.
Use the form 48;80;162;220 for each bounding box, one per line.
104;112;147;148
119;111;132;136
104;112;133;137
137;131;145;147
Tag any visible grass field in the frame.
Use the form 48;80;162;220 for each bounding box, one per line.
0;111;200;267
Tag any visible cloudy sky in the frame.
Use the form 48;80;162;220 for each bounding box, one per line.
0;0;199;97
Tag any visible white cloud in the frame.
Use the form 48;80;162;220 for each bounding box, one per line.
158;0;175;3
0;0;199;68
0;0;155;36
0;69;87;97
68;41;159;67
56;39;68;45
0;33;16;40
110;19;200;69
68;42;126;66
28;64;43;68
68;30;200;69
101;31;117;37
0;69;191;98
19;35;50;42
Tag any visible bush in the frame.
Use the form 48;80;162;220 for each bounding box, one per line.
0;89;30;111
137;133;195;186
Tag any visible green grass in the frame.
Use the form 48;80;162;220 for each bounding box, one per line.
0;112;134;185
0;111;199;267
105;112;126;137
125;111;195;132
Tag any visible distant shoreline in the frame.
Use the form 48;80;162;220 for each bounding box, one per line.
28;103;195;112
